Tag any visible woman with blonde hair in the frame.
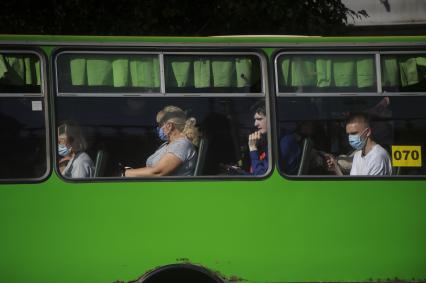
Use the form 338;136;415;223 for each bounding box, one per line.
124;106;200;177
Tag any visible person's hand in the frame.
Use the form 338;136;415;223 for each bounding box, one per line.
122;166;133;177
58;155;72;174
248;131;261;151
324;153;337;171
58;155;72;165
323;153;344;175
368;96;390;115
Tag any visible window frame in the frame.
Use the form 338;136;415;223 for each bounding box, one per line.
53;47;272;182
379;51;426;96
0;48;50;183
0;50;44;97
273;48;426;180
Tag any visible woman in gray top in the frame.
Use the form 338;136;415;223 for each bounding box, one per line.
125;106;199;177
58;122;94;178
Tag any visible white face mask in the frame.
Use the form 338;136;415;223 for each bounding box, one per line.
348;128;368;150
58;144;70;156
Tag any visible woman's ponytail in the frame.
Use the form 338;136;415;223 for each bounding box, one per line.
183;117;200;146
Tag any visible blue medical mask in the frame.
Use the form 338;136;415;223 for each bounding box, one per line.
58;144;70;156
348;128;368;150
156;126;168;142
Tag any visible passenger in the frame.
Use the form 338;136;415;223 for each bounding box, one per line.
124;106;199;177
248;105;268;175
325;112;392;176
279;121;315;175
58;122;94;178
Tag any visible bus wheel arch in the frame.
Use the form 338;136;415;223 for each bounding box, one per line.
133;263;225;283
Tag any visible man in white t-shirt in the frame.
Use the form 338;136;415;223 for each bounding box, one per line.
326;113;392;176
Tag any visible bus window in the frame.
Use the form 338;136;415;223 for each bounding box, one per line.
55;51;268;179
381;53;426;93
0;53;41;93
56;53;161;94
275;52;426;177
276;53;377;94
0;51;47;181
164;54;262;93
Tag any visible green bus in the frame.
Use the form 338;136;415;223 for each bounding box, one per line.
1;34;426;283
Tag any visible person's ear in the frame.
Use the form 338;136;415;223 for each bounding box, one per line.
165;121;174;131
365;127;371;138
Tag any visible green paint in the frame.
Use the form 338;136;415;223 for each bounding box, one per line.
1;174;426;282
1;35;426;283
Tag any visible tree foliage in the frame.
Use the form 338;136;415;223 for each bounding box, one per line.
0;0;366;35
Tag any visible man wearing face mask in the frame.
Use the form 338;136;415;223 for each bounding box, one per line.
326;113;392;176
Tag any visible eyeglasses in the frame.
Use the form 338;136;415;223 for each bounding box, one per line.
58;135;67;144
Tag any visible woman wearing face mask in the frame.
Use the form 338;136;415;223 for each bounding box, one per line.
124;106;199;177
58;122;94;178
325;112;392;176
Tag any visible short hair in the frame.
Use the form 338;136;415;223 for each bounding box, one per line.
250;100;266;116
346;112;370;128
58;122;87;153
255;105;266;116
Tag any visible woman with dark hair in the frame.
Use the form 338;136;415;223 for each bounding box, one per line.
58;122;94;178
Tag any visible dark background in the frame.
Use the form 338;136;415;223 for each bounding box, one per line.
0;0;367;36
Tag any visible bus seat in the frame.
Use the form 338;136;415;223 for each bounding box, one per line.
94;150;108;177
194;137;209;176
297;138;313;175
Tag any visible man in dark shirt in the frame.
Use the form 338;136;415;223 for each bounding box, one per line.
248;105;268;175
